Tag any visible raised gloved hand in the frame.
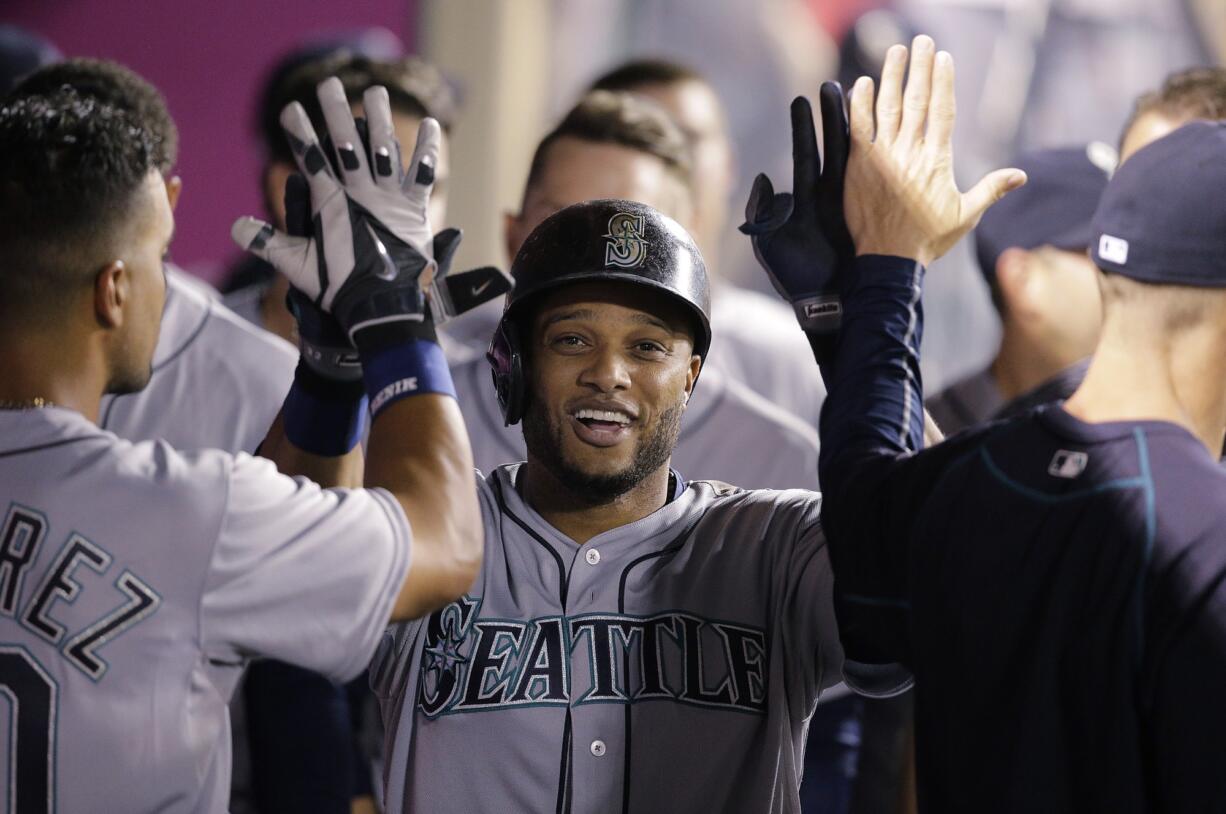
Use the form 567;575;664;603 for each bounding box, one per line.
740;83;855;344
232;78;510;356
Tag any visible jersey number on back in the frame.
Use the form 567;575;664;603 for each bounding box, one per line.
0;647;56;814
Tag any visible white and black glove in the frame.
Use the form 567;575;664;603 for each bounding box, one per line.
232;78;509;355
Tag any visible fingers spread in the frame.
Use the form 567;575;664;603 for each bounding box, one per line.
279;101;340;206
316;77;368;184
898;35;935;149
874;44;908;145
790;96;820;210
927;50;957;151
363;85;402;190
401;117;441;214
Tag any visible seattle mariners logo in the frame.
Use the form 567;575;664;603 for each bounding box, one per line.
603;213;649;269
416;597;769;719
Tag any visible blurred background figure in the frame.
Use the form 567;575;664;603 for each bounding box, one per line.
0;24;60;94
927;145;1114;435
589;60;828;427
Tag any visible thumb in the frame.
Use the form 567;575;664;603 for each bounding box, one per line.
231;216;319;298
432;227;463;274
962;168;1027;227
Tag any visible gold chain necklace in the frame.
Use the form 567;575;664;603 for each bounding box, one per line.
0;397;56;410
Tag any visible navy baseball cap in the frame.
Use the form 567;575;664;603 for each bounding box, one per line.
974;145;1115;280
1091;121;1226;287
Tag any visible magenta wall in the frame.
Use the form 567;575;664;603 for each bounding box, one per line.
7;0;416;284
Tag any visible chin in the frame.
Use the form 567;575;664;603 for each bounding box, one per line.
106;364;154;396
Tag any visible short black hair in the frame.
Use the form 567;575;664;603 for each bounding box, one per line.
0;89;158;317
589;59;705;93
261;52;457;164
1123;67;1226;145
12;58;178;174
525;90;692;195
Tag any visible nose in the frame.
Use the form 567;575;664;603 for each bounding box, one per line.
577;344;632;393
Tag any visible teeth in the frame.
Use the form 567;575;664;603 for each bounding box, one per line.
575;408;631;425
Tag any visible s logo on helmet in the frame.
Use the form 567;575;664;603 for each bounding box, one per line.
604;213;649;269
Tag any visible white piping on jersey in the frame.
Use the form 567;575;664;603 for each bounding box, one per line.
897;261;923;451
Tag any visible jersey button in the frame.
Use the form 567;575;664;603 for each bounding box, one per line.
585;548;601;565
590;739;606;757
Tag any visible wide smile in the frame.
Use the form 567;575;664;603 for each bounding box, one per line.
568;407;635;448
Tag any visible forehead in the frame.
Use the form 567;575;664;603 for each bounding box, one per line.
1120;110;1182;164
530;280;695;337
633;80;725;141
529;137;691;222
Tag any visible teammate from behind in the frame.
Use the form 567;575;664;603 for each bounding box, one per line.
11;58;299;456
759;35;1226;811
925;146;1111;434
0;81;484;811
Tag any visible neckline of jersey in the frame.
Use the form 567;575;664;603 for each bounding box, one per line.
493;462;703;553
1035;403;1203;447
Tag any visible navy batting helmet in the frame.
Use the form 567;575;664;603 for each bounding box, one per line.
487;198;711;425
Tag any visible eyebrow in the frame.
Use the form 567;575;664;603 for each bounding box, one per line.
543;309;677;334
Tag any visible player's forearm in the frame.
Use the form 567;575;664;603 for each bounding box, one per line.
258;364;367;488
357;338;482;621
259;410;364;488
818;254;927;487
366;394;482;620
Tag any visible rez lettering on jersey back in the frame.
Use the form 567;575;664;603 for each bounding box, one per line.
0;502;161;681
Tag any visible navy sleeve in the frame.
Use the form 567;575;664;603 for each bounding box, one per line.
244;660;357;813
817;255;991;679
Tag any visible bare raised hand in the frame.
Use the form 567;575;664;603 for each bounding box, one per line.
843;36;1027;266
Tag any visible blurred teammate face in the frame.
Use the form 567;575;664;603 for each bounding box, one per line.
106;170;172;394
505;137;693;261
1024;246;1103;358
523;281;701;501
631;80;734;265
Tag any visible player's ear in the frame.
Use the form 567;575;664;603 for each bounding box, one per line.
683;354;702;405
93;260;128;330
164;176;183;211
995;247;1037;319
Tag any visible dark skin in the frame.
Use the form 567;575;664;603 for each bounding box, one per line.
518;281;702;544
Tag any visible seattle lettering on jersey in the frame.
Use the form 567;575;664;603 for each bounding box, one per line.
0;502;161;681
417;596;769;717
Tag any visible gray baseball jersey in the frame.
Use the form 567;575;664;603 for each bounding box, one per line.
452;357;822;492
0;407;411;813
371;465;868;813
101;267;298;453
710;284;827;429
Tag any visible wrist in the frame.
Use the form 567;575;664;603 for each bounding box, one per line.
283;361;369;456
361;338;455;418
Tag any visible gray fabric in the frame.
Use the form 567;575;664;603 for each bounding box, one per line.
372;465;860;813
0;409;410;812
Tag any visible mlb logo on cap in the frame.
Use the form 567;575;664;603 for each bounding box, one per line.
1098;235;1129;265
